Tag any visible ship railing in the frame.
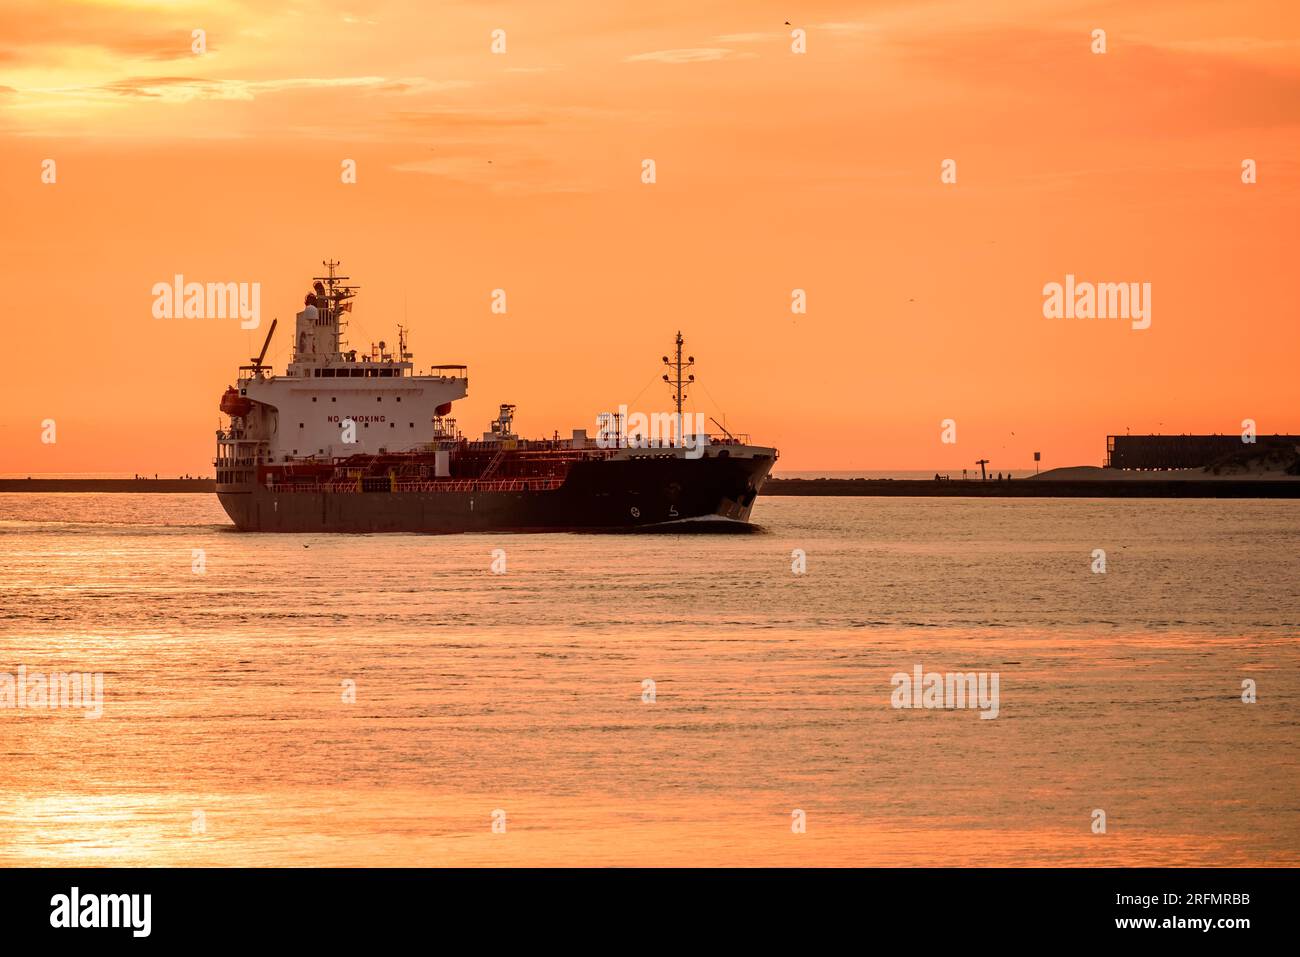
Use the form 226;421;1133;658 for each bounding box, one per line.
399;477;565;493
216;429;262;442
613;433;752;449
262;476;566;494
701;432;751;446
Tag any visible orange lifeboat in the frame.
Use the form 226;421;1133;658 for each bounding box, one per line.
219;386;253;418
435;402;453;416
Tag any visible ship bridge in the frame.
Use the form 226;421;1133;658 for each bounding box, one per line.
219;261;469;466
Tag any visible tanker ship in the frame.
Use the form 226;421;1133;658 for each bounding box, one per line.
214;262;777;532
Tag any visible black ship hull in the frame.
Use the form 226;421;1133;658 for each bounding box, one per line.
217;454;774;533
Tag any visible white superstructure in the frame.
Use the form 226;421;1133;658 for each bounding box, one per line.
216;261;467;475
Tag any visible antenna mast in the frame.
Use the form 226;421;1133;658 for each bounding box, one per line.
662;332;695;441
312;258;359;360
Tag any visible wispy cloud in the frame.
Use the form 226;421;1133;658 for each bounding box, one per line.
891;27;1300;134
816;22;874;34
0;2;210;63
23;74;466;104
388;108;544;130
626;48;735;64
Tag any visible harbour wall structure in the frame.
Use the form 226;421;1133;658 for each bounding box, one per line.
1105;434;1300;470
0;478;215;493
761;478;1299;498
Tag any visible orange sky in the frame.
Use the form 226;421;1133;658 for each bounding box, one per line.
1;0;1297;473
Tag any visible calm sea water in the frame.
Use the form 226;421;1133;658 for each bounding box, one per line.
0;493;1296;866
